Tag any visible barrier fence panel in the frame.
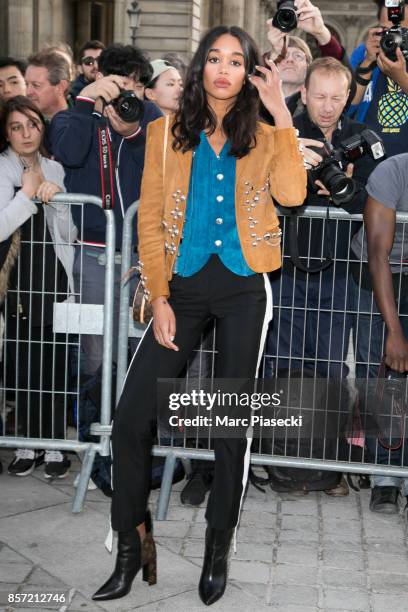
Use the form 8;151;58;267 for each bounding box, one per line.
116;201;144;404
116;205;408;520
255;207;408;481
0;193;115;513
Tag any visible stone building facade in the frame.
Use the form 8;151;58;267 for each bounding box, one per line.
0;0;381;61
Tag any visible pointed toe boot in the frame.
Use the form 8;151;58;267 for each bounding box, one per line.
198;526;233;606
92;524;156;601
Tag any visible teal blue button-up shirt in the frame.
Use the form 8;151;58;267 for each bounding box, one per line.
174;131;254;277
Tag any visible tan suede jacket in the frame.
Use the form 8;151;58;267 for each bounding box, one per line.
137;116;307;302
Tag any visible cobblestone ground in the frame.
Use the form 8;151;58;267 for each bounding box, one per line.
0;450;408;612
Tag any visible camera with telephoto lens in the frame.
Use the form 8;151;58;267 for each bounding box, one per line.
272;0;298;33
308;129;385;205
380;0;408;60
111;89;144;123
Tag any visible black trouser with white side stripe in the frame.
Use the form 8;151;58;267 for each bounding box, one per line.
111;255;272;532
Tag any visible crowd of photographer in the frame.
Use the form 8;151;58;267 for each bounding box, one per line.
0;0;408;518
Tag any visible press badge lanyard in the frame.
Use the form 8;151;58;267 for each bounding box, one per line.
98;125;114;210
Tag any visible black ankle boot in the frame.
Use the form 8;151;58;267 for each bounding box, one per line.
92;526;157;601
198;526;233;606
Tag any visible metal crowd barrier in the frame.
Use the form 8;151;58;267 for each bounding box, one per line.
0;194;115;513
113;204;408;520
7;198;404;518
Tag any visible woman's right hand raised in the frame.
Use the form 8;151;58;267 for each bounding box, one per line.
21;167;45;199
152;296;179;351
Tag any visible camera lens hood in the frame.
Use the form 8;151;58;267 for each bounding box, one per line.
272;1;298;33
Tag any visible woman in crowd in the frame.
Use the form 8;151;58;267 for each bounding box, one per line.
144;59;184;115
0;95;75;478
93;26;306;605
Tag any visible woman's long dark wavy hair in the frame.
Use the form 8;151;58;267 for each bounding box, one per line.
172;26;261;158
0;96;47;155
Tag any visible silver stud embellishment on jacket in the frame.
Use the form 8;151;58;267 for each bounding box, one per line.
263;228;282;247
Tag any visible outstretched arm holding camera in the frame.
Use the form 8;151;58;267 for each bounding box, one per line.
351;0;408;106
295;0;331;45
351;27;383;106
267;0;344;62
352;43;408;106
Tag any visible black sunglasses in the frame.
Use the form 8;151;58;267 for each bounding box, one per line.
82;56;98;66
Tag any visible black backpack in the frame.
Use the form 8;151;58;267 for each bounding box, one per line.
250;369;350;493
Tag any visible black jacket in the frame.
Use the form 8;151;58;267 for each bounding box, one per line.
50;98;162;248
281;110;382;274
70;74;88;102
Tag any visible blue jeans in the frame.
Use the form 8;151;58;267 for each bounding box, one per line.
265;268;353;379
349;273;408;493
73;246;137;438
73;246;138;375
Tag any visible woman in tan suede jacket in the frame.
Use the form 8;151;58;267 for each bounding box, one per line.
94;25;307;606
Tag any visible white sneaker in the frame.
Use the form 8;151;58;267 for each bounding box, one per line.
44;450;71;479
73;473;97;490
8;449;45;476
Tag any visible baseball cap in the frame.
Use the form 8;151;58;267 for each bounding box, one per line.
147;59;174;86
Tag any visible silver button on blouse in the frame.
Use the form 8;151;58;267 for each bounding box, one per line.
214;239;222;247
215;217;223;225
216;173;224;181
216;195;224;203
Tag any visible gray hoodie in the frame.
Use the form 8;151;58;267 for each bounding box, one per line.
0;147;77;293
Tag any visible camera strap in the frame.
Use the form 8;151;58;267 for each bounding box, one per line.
287;206;334;274
275;36;288;65
98;125;114;210
356;60;377;75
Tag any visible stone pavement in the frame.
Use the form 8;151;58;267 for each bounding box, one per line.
1;449;408;612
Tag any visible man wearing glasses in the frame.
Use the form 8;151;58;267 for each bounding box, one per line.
71;40;105;102
265;0;354;117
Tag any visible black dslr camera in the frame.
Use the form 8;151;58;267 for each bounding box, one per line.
272;0;298;33
380;0;408;60
308;129;385;205
111;90;144;123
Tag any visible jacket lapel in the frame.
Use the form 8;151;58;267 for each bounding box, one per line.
236;155;247;187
